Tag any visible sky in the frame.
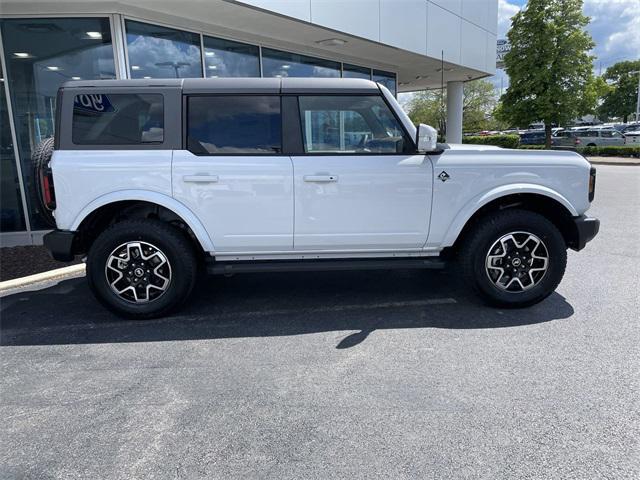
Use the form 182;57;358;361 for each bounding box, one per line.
493;0;640;91
399;0;640;104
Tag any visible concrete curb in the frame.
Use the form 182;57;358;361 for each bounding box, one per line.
0;263;85;293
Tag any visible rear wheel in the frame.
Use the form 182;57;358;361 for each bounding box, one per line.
87;219;198;319
458;209;567;308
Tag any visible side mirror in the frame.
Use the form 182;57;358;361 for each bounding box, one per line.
416;123;438;152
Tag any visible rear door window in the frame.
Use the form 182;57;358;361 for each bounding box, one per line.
72;93;163;145
187;95;282;155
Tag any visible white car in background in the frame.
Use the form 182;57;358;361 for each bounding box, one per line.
624;130;640;145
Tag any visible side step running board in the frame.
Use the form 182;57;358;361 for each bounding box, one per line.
207;257;447;275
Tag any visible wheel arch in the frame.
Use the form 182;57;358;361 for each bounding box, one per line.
71;191;215;254
443;185;580;252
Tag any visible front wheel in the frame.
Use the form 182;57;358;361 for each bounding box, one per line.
458;209;567;308
87;219;198;319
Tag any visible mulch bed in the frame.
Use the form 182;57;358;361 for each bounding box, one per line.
0;246;81;282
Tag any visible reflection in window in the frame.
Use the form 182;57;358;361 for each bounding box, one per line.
0;64;26;232
262;48;340;78
73;94;164;145
203;36;260;78
342;64;371;80
298;96;408;154
125;20;202;79
373;69;397;96
1;17;115;229
187;96;281;154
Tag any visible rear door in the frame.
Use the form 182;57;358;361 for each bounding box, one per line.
290;95;432;251
172;94;293;252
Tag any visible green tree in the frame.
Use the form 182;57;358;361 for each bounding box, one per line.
598;60;640;122
579;75;611;116
406;80;499;134
500;0;595;147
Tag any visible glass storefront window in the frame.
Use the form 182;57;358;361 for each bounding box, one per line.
262;48;340;78
125;20;202;79
342;64;371;80
1;17;115;230
372;69;397;96
0;64;26;232
203;36;259;78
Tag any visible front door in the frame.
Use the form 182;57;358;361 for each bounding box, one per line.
173;95;293;252
291;95;432;251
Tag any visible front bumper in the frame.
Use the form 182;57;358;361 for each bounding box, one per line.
43;230;77;262
570;215;600;251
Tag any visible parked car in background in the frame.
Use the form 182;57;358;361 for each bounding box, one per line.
617;122;640;134
552;127;625;148
624;130;640;145
519;130;546;145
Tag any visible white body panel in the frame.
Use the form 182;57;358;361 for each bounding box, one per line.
52;144;593;258
172;150;294;252
291;154;432;250
52;149;172;230
52;149;217;252
425;146;592;248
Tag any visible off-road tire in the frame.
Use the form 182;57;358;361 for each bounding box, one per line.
87;219;198;319
458;209;567;308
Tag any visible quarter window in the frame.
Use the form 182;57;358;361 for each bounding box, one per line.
72;94;164;145
187;96;282;154
298;96;410;154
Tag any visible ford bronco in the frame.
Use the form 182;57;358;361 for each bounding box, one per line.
39;78;599;318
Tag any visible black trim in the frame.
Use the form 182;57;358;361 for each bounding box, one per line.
207;257;446;275
281;95;304;154
589;166;596;202
54;87;63;150
569;215;600;251
43;230;77;262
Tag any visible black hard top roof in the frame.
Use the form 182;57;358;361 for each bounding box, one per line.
62;77;380;94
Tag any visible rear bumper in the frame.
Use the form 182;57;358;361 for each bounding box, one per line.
570;215;600;251
43;230;77;262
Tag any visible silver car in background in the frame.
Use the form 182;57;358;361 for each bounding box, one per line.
552;126;625;148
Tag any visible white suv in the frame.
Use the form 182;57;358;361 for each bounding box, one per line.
40;78;599;318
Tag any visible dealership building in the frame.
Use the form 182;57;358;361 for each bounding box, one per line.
0;0;498;246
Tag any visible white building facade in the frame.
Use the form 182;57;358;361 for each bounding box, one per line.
0;0;498;246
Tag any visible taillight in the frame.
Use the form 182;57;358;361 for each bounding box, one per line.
589;167;596;202
575;138;581;146
41;170;56;210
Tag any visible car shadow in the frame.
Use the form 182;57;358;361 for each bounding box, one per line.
0;269;574;349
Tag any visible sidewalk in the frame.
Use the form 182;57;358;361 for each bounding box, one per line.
586;156;640;166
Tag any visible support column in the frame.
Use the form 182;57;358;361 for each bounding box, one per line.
446;81;464;144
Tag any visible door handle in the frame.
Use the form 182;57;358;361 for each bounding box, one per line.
183;174;219;183
303;175;338;183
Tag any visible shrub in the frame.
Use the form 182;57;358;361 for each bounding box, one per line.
462;134;520;149
578;145;640;157
515;145;640;157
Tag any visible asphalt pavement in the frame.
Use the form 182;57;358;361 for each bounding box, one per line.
1;165;638;479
